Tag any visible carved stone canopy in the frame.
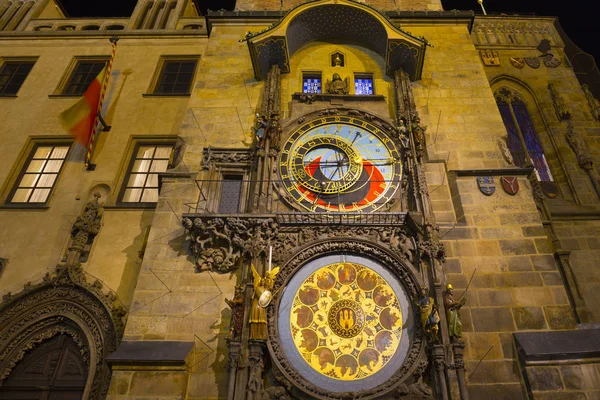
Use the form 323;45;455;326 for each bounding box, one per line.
0;264;124;400
243;0;427;80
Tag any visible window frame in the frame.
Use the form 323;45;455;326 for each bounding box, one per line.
0;57;37;97
52;56;109;97
3;139;72;208
302;71;323;94
218;173;245;214
117;142;175;208
146;55;200;97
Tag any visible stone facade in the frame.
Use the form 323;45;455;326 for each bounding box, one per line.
0;1;599;400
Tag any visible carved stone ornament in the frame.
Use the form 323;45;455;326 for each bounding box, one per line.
524;56;541;69
68;192;103;263
479;49;500;66
201;147;254;170
182;216;279;273
498;137;514;165
0;263;124;400
326;73;350;95
548;83;572;121
266;239;427;400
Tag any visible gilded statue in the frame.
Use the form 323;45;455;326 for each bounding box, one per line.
250;264;280;340
415;286;440;342
326;73;349;95
443;284;466;340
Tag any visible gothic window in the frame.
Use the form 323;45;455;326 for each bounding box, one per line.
302;73;322;94
152;57;198;95
496;88;554;182
354;73;374;95
63;59;108;95
0;59;35;96
119;144;173;204
9;144;70;204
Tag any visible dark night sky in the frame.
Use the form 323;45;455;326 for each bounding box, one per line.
60;0;600;63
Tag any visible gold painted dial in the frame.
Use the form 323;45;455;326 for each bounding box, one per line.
290;262;403;381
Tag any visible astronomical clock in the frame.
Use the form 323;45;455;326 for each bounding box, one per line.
278;116;403;212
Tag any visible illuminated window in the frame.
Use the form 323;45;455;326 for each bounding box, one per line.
10;145;70;204
120;145;173;204
303;73;322;94
354;74;374;95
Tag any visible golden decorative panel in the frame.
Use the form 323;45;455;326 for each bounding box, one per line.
289;262;403;380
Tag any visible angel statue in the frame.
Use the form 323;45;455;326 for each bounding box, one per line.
326;73;350;95
250;264;280;340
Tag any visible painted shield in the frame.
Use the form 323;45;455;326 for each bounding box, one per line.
500;177;519;196
477;177;495;196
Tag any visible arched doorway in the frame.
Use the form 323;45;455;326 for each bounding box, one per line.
0;334;88;400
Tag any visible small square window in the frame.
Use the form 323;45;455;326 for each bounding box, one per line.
153;58;198;95
354;74;374;95
0;60;35;96
9;144;70;204
120;144;174;205
63;59;108;96
303;73;322;94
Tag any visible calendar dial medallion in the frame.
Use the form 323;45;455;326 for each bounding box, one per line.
279;116;402;212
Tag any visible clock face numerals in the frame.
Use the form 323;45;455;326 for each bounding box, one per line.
279;116;402;212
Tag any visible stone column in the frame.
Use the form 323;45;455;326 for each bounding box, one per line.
246;341;266;400
227;341;242;400
431;344;449;400
452;340;469;400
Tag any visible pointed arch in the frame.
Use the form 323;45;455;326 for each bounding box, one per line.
0;265;124;400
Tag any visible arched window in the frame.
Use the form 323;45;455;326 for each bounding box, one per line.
495;87;554;182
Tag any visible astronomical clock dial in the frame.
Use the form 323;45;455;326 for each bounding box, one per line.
279;116;402;212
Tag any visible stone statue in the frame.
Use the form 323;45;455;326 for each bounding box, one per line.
566;122;594;171
415;286;440;342
250;264;280;340
268;113;282;150
411;118;427;159
225;284;245;341
443;283;466;340
326;73;349;95
582;84;600;122
69;192;103;262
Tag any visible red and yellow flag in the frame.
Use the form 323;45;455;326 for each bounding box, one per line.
58;67;106;146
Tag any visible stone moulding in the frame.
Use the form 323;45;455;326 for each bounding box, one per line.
266;238;427;399
0;264;125;400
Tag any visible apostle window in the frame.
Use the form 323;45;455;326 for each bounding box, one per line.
9;144;70;204
302;73;322;94
495;87;554;182
152;57;199;95
0;59;36;96
63;59;108;96
119;144;173;204
354;74;374;95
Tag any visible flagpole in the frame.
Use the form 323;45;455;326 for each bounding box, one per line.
85;36;119;170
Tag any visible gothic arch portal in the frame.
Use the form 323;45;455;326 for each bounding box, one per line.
0;264;125;400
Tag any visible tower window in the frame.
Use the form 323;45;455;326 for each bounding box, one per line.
303;73;322;94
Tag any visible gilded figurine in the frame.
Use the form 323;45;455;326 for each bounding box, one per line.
225;284;246;341
415;286;440;342
326;73;350;95
250;264;280;340
443;284;466;340
254;114;268;148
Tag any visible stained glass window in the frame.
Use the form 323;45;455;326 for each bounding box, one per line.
497;96;553;182
303;74;321;94
354;76;374;95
